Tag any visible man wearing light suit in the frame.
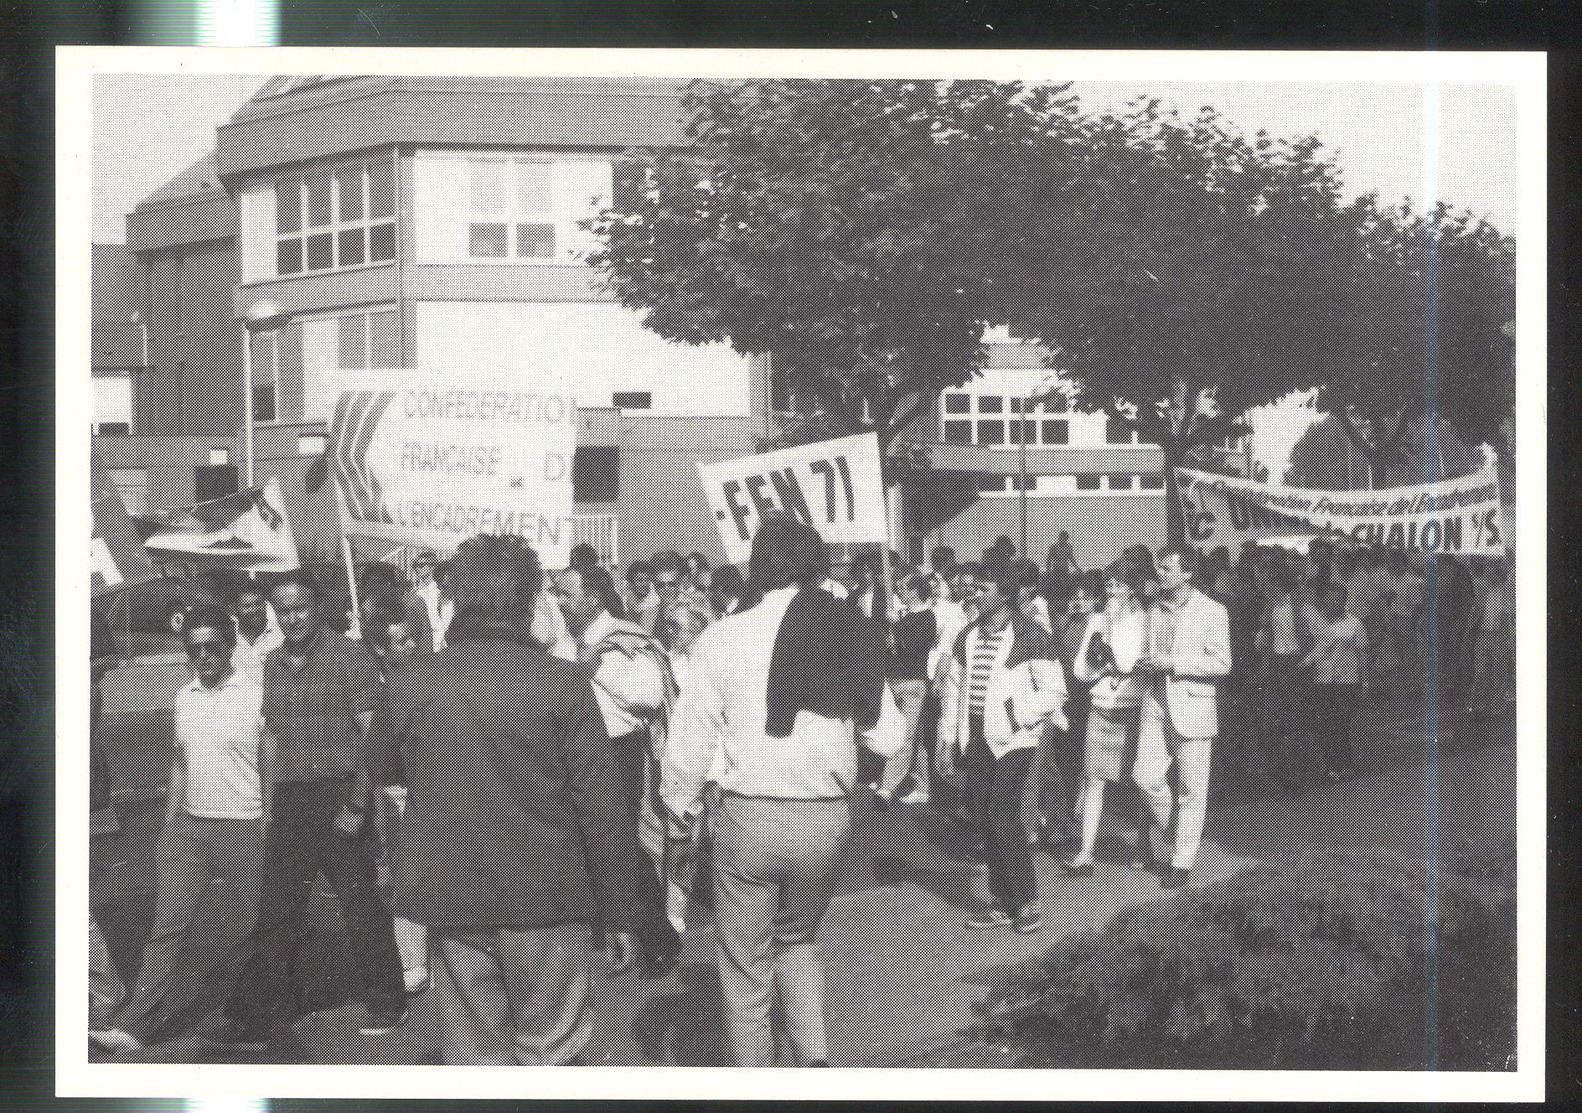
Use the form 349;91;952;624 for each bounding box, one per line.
1134;546;1232;888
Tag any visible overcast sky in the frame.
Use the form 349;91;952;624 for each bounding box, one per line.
93;73;1518;243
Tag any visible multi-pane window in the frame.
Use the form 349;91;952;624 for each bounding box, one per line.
276;158;396;276
941;391;1077;449
468;158;557;260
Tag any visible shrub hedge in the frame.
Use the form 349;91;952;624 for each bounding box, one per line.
977;840;1516;1070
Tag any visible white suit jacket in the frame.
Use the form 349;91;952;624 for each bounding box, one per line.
1140;587;1232;739
939;622;1067;760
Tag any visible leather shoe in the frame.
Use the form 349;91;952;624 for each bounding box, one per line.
1060;858;1094;878
1158;866;1190;889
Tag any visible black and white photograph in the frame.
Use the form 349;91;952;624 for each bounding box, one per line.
59;46;1543;1103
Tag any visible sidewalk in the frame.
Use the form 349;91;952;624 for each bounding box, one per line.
90;695;1514;1067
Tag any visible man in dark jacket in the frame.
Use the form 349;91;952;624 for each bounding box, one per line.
374;534;641;1065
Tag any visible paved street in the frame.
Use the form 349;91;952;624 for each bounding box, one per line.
90;656;1515;1067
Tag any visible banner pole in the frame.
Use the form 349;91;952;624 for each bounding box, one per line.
877;485;894;632
342;535;361;640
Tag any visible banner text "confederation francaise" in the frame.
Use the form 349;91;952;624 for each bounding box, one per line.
402;391;572;424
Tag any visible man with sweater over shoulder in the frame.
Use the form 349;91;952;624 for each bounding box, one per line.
664;514;903;1067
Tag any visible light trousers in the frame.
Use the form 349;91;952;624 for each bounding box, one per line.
709;793;852;1067
431;922;593;1065
1134;702;1214;871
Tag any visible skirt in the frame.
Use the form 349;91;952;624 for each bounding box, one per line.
1084;705;1140;784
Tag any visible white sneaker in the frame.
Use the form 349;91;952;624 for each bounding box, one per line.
898;790;930;805
403;966;430;995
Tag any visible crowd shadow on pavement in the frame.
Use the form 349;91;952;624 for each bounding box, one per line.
630;961;731;1067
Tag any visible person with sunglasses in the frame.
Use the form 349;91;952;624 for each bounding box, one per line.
94;605;267;1054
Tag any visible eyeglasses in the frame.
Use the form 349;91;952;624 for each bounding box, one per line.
655;577;682;590
186;641;228;658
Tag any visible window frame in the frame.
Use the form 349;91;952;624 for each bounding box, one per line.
274;158;397;279
466;156;559;263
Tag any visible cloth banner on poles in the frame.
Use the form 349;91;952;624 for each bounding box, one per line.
697;432;888;565
328;372;577;568
136;478;300;572
1175;467;1507;556
91;451;157;596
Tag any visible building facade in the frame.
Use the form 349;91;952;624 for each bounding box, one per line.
95;75;1205;573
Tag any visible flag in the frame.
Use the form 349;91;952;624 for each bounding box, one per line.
137;477;300;572
91;452;157;597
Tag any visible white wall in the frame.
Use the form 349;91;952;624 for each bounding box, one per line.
410;150;611;267
413;301;752;417
93;373;132;428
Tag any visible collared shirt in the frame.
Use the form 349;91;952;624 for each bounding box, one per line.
579;609;667;739
415;579;446;651
1150;588;1188;661
1267;596;1301;657
664;585;903;818
262;626;383;784
232;622;283;687
174;669;264;819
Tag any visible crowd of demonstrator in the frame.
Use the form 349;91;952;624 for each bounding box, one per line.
89;521;1514;1067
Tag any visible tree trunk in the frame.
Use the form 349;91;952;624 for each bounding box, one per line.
1162;440;1186;548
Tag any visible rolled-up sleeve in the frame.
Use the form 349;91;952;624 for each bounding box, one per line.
662;644;727;832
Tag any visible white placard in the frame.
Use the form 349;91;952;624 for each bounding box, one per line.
697;432;887;564
328;372;577;567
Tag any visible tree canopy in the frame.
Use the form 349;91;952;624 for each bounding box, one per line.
1317;201;1515;478
1285;412;1483;490
584;78;1091;455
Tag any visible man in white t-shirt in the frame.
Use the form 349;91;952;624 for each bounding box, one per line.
230;582;283;687
93;604;268;1053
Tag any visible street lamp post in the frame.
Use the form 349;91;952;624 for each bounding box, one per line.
1017;378;1059;565
241;299;290;489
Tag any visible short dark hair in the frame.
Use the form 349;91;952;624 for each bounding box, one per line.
710;564;745;598
980;559;1022;599
268;569;320;603
359;561;410;597
1157;545;1201;577
361;599;406;651
569;542;600;571
448;534;543;640
626;559;654;583
1072;568;1105;600
651;550;685;576
232;582;267;609
956;561;982;579
580;566;625;618
904;573;935;601
748;513;828;593
930;545;955;572
183;603;235;644
1102;557;1151;596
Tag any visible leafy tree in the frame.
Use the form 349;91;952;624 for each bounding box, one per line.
1317;201;1515;484
584;78;1091;460
1286;411;1483;489
1000;98;1372;543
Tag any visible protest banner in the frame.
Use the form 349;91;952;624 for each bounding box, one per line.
91;451;157;596
137;478;301;572
1175;467;1507;556
697;432;888;565
327;372;577;567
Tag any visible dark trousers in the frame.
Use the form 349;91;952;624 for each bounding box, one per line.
1305;683;1360;774
1262;656;1312;788
612;729;681;957
964;717;1039;914
227;780;404;1031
